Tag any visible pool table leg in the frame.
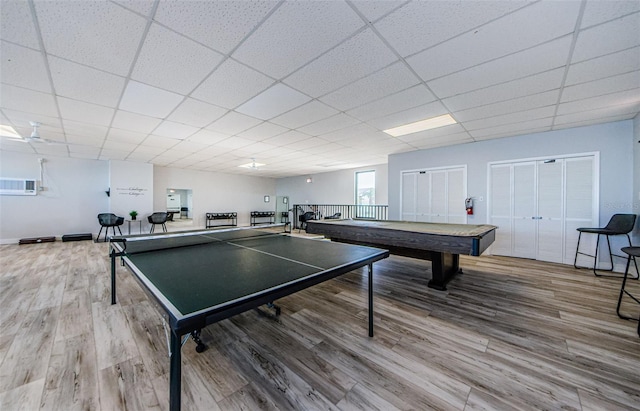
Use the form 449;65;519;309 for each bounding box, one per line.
428;252;460;291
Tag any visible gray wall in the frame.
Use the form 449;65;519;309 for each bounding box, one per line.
633;114;640;245
388;120;635;257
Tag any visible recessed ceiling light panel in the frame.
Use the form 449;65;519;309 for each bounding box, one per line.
384;114;457;137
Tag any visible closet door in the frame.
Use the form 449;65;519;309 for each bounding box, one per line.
489;164;512;256
447;168;466;224
401;172;417;221
430;171;447;223
416;172;431;222
564;156;597;265
512;162;537;259
536;159;564;263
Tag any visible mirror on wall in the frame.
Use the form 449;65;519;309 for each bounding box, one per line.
166;188;193;227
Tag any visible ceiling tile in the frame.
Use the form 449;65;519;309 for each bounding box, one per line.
463;106;556;131
132;23;224;94
132;144;166;155
119;81;184;118
233;1;364;78
167;98;227;128
453;90;560;122
442;68;565;111
187;129;230;145
206;111;263;135
428;37;572;98
407;1;580;81
566;47;640;86
34;1;146;75
270;100;338;129
154;1;278;54
236;83;311;120
554;102;640;126
572;12;640;63
411;132;475;150
350;1;405;22
561;71;640;103
297;113;361;136
374;1;531;57
111;110;162;134
191;59;273;109
1;110;62;132
347;84;436;122
556;88;640;115
320;62;420;111
152;121;199;140
169;140;211;154
49;56;125;107
397;124;467;144
214;136;254;150
0;42;50;93
0;84;58;118
261;130;311;147
581;1;640;28
469;118;552;139
365;101;449;131
62;119;109;140
57;97;114;126
237;122;288;141
284;29;398;97
99;148;131;161
112;0;156;17
103;139;137;152
106;128;148;144
141;134;181;149
0;0;40;48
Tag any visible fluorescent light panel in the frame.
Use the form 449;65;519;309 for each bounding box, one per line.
384;114;457;137
239;161;265;169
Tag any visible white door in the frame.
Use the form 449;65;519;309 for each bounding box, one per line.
401;172;417;221
488;154;597;265
401;167;467;223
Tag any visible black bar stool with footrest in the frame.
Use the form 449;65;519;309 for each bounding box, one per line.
573;214;638;278
617;247;640;337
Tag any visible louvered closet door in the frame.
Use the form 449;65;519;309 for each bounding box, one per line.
489;164;512;256
565;156;597;265
416;172;431;222
536;160;564;263
512;162;537;259
430;171;447;223
401;172;417;221
447;168;466;224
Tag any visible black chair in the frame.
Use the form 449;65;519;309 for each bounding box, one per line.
181;207;188;218
148;212;168;233
617;247;640;332
325;212;342;220
97;213;124;242
574;214;638;277
298;211;316;232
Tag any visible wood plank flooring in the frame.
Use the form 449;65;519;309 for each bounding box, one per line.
0;238;638;410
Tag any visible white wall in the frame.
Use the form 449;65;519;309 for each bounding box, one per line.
109;160;154;227
153;166;277;227
0;151;108;243
276;163;388;206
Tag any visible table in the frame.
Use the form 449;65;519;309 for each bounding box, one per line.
125;219;143;234
109;226;388;411
306;219;497;291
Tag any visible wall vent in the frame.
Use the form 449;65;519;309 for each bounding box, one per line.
0;178;37;195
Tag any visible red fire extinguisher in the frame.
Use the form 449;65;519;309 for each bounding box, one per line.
465;198;473;215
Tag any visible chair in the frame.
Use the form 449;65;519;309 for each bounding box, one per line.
97;213;124;242
574;214;638;277
148;212;168;233
325;212;342;220
616;247;640;330
298;211;316;232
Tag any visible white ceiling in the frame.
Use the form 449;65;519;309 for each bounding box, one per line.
0;0;638;178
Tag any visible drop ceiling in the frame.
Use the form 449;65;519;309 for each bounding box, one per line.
0;0;638;178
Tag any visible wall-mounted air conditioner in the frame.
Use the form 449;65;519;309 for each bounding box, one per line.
0;178;37;195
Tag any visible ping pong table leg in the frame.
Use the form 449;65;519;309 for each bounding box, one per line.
368;263;373;337
170;330;182;411
110;250;116;305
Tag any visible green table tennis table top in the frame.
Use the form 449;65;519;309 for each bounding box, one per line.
112;227;388;319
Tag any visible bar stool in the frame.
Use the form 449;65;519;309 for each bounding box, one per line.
617;247;640;335
573;214;638;278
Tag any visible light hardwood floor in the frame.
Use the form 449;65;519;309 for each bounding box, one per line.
0;237;639;410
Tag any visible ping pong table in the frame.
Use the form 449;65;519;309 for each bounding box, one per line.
109;226;388;411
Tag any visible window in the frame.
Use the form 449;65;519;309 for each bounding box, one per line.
355;170;375;205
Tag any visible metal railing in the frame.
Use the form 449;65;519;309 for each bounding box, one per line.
291;204;388;229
